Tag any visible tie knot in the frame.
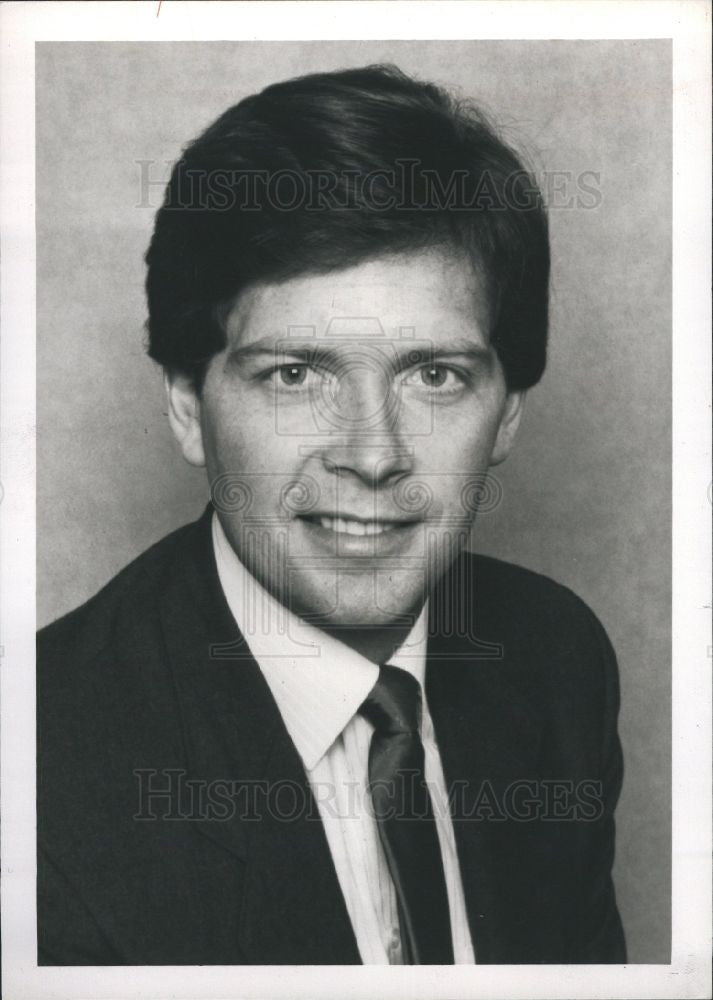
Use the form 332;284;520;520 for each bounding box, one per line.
359;663;422;735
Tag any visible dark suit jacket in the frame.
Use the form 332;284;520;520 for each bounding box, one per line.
37;504;626;964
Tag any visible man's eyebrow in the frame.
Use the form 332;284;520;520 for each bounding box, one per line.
227;337;493;365
227;340;314;361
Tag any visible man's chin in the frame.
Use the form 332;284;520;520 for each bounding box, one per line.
288;584;426;633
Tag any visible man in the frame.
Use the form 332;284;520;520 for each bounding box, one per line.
37;64;626;964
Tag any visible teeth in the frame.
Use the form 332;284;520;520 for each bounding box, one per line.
318;516;396;536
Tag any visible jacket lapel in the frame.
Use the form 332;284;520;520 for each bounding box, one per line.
235;720;361;963
156;506;360;964
425;555;544;963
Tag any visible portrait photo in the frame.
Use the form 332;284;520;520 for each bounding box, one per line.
1;3;710;999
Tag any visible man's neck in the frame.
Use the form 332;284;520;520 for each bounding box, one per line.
316;622;415;666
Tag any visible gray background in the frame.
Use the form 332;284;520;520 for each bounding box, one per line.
36;40;671;963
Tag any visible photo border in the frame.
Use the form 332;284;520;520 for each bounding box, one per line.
1;2;710;998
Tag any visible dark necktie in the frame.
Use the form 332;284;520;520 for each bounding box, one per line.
359;663;455;964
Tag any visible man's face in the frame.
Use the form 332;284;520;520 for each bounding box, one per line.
171;251;523;629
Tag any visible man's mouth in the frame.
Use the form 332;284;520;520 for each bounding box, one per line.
298;514;417;537
316;516;396;536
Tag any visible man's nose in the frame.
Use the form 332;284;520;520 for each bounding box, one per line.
318;366;413;485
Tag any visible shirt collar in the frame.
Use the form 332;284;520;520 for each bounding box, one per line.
212;512;428;770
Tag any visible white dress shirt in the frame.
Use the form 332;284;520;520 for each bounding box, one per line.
212;513;475;964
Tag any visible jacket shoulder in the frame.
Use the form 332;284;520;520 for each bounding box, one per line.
450;551;620;710
37;517;199;665
464;550;613;643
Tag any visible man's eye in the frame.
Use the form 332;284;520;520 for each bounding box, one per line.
403;365;463;391
277;364;309;386
420;365;448;388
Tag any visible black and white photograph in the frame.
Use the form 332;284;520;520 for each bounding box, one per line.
0;2;710;998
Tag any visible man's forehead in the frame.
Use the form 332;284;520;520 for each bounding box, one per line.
223;255;490;349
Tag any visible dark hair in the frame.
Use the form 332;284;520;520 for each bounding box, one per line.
145;64;549;391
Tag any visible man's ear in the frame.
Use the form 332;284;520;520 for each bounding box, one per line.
490;390;526;467
165;370;206;468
